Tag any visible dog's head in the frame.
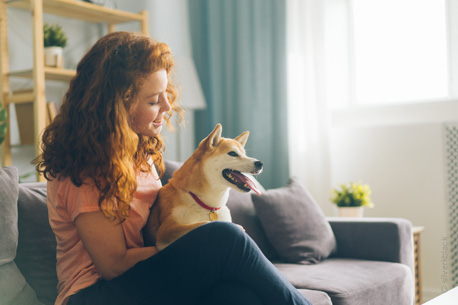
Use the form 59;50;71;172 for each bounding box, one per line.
199;124;263;195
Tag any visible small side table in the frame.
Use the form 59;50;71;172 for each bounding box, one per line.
412;226;424;305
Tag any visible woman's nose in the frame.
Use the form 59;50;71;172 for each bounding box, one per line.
161;93;172;112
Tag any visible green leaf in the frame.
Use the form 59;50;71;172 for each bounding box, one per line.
0;105;7;145
43;23;67;48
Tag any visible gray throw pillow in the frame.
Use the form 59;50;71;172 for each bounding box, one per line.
252;177;337;264
0;167;43;305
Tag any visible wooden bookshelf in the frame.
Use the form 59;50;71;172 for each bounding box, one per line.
0;0;148;177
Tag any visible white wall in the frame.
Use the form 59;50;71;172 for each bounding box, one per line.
324;101;458;300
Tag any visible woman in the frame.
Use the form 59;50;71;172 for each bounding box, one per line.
34;31;311;305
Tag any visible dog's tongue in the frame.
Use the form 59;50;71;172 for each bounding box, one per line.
231;171;262;196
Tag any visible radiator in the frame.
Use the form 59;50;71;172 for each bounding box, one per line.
445;123;458;288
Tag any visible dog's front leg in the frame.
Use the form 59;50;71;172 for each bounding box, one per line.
156;220;210;251
143;204;161;247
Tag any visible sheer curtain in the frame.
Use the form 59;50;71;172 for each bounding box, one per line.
287;0;334;214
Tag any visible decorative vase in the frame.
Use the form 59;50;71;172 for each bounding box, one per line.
338;206;364;217
44;46;63;68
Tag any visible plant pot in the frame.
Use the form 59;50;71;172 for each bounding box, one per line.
338;206;364;217
44;46;63;68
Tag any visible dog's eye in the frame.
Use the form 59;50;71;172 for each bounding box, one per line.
228;151;239;157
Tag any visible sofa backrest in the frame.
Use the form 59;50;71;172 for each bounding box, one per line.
15;182;57;305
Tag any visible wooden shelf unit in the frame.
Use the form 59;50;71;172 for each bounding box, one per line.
7;0;149;31
0;0;149;177
9;67;76;82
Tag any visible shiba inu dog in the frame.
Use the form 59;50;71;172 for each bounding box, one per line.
144;124;263;250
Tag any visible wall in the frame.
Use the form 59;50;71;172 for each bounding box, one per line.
324;101;458;300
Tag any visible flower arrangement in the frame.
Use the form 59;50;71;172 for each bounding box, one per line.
0;104;7;145
330;181;374;208
43;23;68;48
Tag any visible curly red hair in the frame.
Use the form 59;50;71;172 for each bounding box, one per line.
34;31;182;220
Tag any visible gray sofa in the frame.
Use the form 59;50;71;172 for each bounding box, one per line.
0;161;414;305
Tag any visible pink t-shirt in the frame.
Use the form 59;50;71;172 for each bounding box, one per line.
47;168;161;305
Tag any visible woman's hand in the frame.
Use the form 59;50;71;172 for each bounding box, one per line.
75;211;157;280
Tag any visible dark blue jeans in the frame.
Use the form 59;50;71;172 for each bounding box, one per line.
68;222;312;305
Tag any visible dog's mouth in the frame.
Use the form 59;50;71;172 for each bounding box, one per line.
222;169;261;195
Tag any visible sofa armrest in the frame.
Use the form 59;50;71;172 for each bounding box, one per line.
328;217;414;271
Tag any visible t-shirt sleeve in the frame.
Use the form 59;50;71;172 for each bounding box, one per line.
61;181;102;222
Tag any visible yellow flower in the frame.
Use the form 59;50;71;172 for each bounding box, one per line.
330;181;374;208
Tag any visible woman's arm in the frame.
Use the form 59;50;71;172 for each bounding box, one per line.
75;210;158;280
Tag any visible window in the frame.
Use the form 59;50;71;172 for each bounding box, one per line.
326;0;455;109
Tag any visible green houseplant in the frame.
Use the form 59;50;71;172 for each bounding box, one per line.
330;181;374;217
43;23;68;68
0;104;7;145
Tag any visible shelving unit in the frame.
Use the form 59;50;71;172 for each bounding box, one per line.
0;0;149;179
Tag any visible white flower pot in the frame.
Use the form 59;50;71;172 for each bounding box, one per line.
44;46;63;68
338;206;364;217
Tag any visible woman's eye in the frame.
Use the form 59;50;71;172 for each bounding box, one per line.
228;151;238;157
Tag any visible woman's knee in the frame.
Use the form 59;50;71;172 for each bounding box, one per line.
199;221;248;240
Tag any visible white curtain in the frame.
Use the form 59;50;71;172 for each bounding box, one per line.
286;0;334;215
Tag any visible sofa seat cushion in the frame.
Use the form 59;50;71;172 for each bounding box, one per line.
298;289;332;305
275;258;413;305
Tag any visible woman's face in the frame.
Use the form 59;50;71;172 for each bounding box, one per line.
130;69;171;137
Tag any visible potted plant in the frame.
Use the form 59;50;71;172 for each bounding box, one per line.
0;104;7;145
43;23;68;68
330;181;374;217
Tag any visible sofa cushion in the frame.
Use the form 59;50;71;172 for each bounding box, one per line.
161;159;182;185
252;177;337;264
226;190;278;260
15;182;58;305
0;167;19;264
298;289;332;305
0;167;43;305
162;160;278;259
275;258;413;305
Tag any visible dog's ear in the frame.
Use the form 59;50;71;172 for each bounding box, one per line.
206;124;223;147
235;131;249;147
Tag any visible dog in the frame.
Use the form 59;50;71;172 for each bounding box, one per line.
143;124;263;250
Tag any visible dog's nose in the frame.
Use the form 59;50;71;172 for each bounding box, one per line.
255;160;263;170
